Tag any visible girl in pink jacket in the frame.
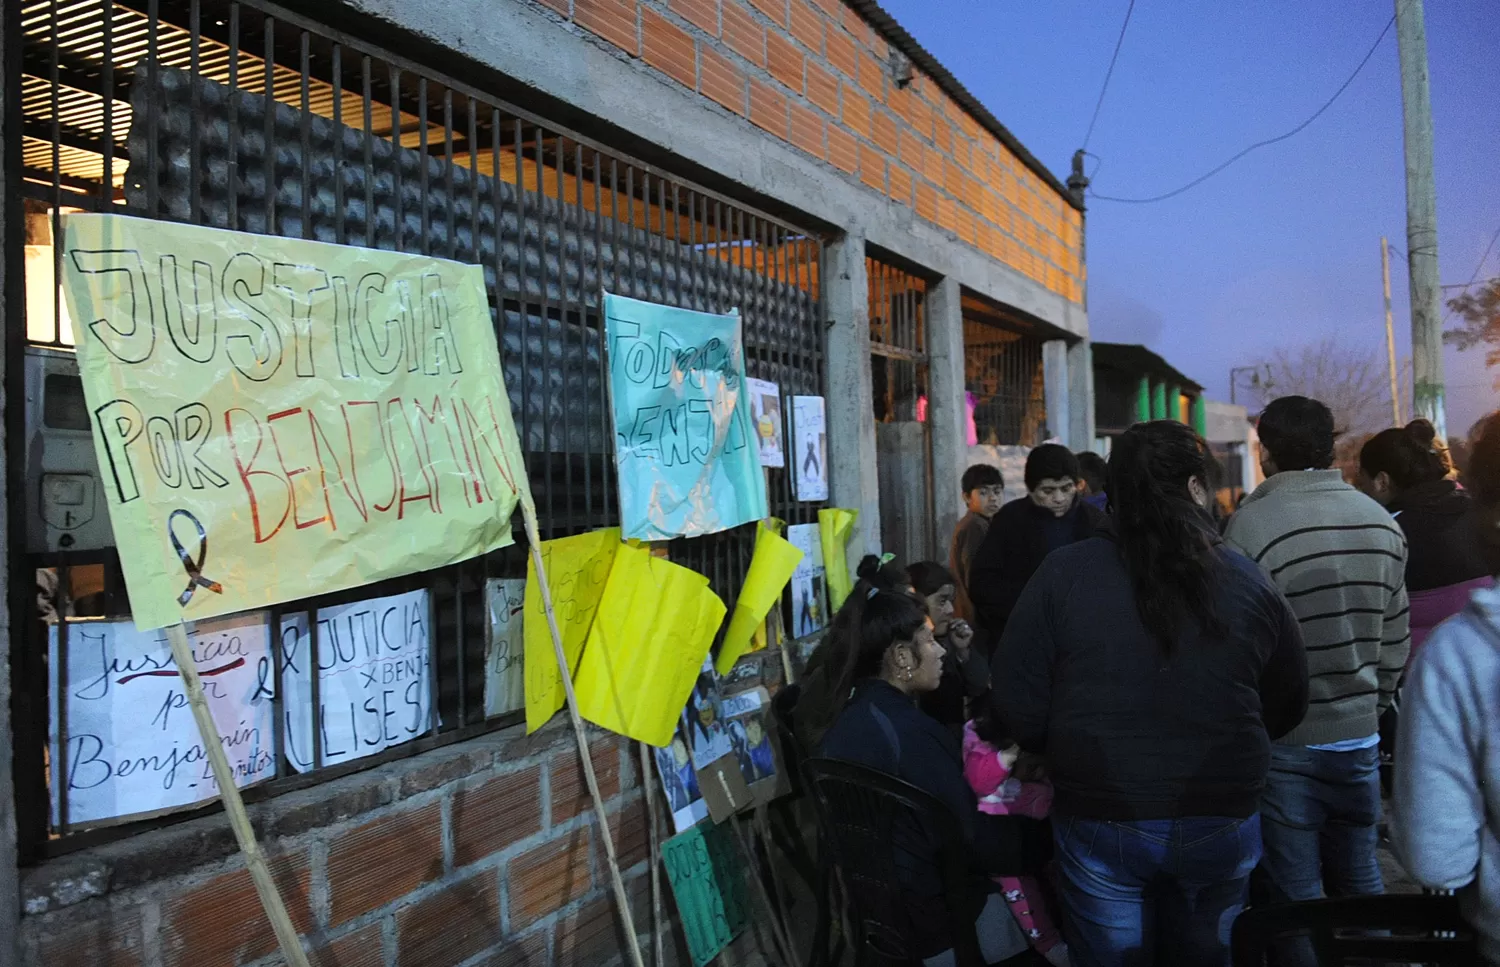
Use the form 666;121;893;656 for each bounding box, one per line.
962;709;1069;966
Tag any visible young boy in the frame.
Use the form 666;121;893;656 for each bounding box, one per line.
1077;450;1108;511
951;464;1005;623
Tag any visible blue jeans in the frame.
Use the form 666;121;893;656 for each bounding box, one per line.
1053;815;1262;967
1258;744;1384;902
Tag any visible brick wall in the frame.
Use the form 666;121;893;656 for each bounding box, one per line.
18;720;727;967
538;0;1085;304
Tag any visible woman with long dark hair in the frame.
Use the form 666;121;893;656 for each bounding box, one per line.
1359;419;1492;665
992;421;1309;967
908;560;991;735
819;585;1053;966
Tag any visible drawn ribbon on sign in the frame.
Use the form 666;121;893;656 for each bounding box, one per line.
169;509;224;607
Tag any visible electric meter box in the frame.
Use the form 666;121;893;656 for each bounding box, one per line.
25;346;115;553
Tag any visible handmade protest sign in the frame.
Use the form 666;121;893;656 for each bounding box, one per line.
573;542;727;746
49;611;275;825
715;522;801;675
279;589;432;772
786;523;829;638
746;378;784;468
819;507;859;611
604;293;767;540
524;528;620;732
661;821;749;967
58;214;528;631
791;395;828;501
484;578;527;717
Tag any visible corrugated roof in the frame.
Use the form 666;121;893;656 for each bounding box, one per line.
844;0;1082;211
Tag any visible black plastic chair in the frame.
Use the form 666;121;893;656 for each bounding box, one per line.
1231;894;1480;966
802;756;987;967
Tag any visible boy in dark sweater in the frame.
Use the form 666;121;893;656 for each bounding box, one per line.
969;445;1106;636
950;463;1005;623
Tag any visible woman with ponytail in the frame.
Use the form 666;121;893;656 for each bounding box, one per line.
992;421;1309;966
818;580;1054;965
1359;419;1492;664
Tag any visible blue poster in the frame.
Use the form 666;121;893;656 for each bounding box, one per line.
605;293;769;541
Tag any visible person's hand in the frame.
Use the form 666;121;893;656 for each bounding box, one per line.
950;619;974;656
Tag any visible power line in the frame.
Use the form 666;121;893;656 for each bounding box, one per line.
1090;14;1395;204
1441;226;1500;325
1081;0;1137;152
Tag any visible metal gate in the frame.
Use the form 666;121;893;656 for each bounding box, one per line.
7;0;825;859
963;302;1046;447
867;254;934;567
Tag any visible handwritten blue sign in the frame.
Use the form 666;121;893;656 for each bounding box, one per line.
604;293;768;541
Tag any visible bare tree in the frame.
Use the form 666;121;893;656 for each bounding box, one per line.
1248;338;1404;439
1445;277;1500;383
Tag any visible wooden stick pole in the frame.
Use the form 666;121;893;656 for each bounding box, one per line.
164;623;311;967
639;743;666;967
521;505;647;967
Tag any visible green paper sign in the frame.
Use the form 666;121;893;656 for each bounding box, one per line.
661;821;749;966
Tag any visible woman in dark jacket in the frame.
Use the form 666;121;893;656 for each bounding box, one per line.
909;561;991;736
1359;420;1493;664
993;421;1309;967
814;587;1052;965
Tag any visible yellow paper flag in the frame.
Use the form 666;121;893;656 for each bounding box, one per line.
574;543;728;746
715;522;803;675
820;508;860;611
524;528;621;733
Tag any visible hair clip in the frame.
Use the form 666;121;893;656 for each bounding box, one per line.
867;586;879;600
879;552;895;566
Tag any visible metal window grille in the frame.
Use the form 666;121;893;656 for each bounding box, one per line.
962;312;1045;447
8;0;825;860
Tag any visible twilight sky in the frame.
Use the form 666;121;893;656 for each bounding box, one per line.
878;0;1500;436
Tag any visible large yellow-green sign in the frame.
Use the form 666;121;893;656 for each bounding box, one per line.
61;214;529;630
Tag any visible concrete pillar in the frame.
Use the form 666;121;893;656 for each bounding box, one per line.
1135;375;1151;425
1067;339;1095;451
1165;383;1181;423
927;277;967;561
823;234;882;567
1150;381;1167;421
1042;339;1070;444
1191;395;1208;437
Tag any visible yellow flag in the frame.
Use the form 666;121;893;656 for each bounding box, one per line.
820;508;860;611
524;528;621;733
715;522;803;675
574;543;727;746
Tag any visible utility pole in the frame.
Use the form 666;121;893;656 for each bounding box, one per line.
1394;0;1447;439
1382;237;1402;425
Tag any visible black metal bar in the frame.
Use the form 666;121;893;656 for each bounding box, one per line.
49;0;61;344
227;3;238;229
189;0;202;223
454;565;466;727
362;55;373;248
56;569;71;833
309;606;322;770
100;0;115;207
418;76;428;254
299;30;311;240
389;66;402;251
513;117;532;531
442;87;453;261
262;14;274;232
145;0;159;216
332;42;344;245
535;125;552;534
577;140;592;530
426;592;439;735
559;138;575;529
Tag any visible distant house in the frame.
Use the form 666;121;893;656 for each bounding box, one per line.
1092;342;1206;446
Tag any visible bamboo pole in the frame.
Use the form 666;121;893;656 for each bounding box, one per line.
163;623;311;967
521;504;647;967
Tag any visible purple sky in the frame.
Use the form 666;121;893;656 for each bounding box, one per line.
877;0;1500;436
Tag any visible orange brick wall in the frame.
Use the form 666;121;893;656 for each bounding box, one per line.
17;723;703;967
557;0;1085;304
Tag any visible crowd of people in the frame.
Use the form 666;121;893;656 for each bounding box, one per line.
789;397;1499;967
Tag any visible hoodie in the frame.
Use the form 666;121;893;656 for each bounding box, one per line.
1393;583;1500;965
1389;479;1494;661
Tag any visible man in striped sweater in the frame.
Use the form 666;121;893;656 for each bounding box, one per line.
1226;396;1411;916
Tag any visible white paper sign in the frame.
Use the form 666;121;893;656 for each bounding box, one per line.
791;396;828;501
786;523;829;637
280;588;432;772
747;378;785;468
484;578;526;717
49;612;277;826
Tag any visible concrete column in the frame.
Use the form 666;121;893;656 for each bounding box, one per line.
823;234;882;567
1191;395;1208;437
1150;381;1167;421
1042;339;1070;444
927;277;966;561
1165;383;1181;423
1067;338;1095;450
